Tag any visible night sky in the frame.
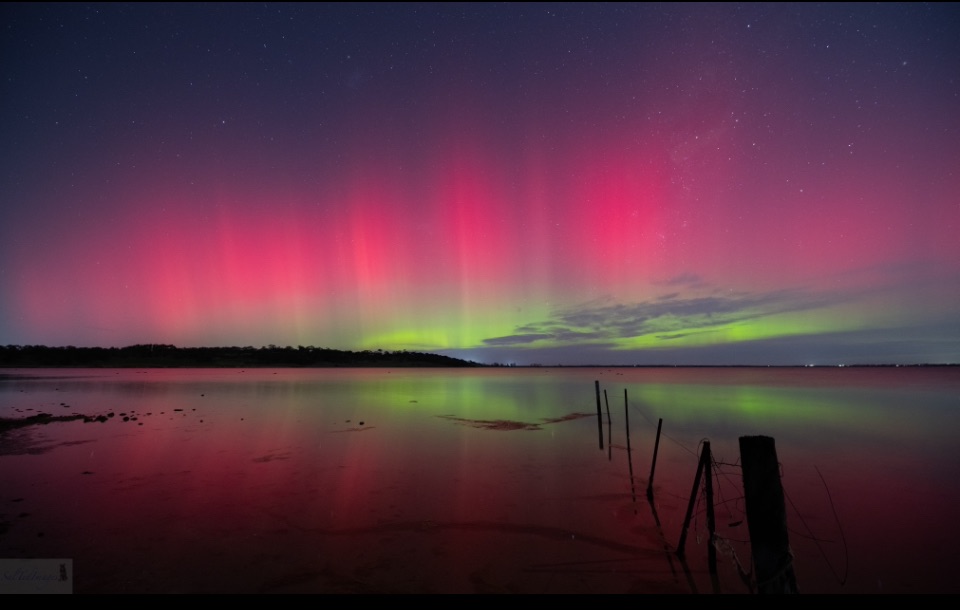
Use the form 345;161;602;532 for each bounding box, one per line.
2;3;958;365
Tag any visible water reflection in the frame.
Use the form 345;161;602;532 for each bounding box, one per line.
1;367;958;593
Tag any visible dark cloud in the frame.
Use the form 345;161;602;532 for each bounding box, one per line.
483;333;551;346
455;320;960;366
656;273;706;288
483;287;840;347
655;332;703;340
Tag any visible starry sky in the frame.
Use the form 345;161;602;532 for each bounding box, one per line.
1;3;958;365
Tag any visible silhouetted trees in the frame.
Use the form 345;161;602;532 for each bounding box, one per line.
0;344;482;368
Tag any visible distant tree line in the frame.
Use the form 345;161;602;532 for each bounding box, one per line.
0;344;483;368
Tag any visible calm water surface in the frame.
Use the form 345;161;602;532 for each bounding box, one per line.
1;367;958;593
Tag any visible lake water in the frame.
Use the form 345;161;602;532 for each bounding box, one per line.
1;366;958;593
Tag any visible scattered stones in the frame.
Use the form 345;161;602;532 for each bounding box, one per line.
1;413;88;432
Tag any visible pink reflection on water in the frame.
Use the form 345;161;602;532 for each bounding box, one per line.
1;367;958;593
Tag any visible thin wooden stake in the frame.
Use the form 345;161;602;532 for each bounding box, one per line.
677;442;710;558
604;390;612;461
625;388;637;508
704;441;717;575
647;417;663;501
595;380;603;450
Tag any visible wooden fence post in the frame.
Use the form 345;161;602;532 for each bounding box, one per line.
595;380;604;450
625;389;637;507
646;417;663;501
739;435;799;593
604;390;612;461
677;441;711;559
704;441;716;575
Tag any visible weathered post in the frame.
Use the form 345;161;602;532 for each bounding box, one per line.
595;380;604;450
676;441;710;559
646;417;663;501
625;389;637;508
604;390;612;461
704;441;717;575
739;435;799;594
